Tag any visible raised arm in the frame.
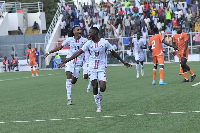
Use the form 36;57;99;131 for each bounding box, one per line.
43;45;64;58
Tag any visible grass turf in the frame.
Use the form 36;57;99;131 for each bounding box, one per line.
0;61;200;133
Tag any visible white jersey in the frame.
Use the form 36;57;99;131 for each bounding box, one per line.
81;38;113;72
62;37;88;66
132;38;146;55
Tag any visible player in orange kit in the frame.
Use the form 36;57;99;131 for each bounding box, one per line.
26;44;38;76
149;28;177;85
173;26;196;82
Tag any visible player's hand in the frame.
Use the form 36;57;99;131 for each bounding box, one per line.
58;60;67;68
123;62;132;68
43;53;49;59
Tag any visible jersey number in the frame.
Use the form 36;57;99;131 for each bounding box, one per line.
75;46;80;50
94;60;99;69
152;40;156;49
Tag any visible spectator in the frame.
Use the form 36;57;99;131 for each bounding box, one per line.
35;48;40;69
106;0;111;14
144;1;149;10
114;0;118;15
144;15;150;29
135;0;140;7
110;4;115;15
195;31;200;46
0;5;4;18
195;20;200;32
11;47;17;57
150;5;156;20
62;7;68;22
64;4;70;11
118;8;125;16
60;19;66;38
165;8;172;24
32;21;40;33
157;6;164;20
189;1;200;16
17;27;23;35
123;15;131;36
132;3;138;13
10;55;19;71
1;56;10;72
172;17;178;28
125;0;130;15
52;53;61;69
166;23;172;34
74;16;79;25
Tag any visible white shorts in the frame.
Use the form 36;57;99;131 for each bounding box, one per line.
65;61;81;78
89;70;106;82
135;54;144;62
83;63;89;75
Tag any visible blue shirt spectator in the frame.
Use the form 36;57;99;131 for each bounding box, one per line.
74;17;79;25
166;24;172;33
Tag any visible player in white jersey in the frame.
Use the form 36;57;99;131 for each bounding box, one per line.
131;32;147;78
59;27;131;112
83;49;92;92
43;26;88;105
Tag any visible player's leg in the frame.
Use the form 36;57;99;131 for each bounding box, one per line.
140;61;144;76
136;60;139;78
158;55;167;85
135;54;139;78
90;71;101;112
71;66;81;84
152;56;157;85
34;61;38;76
29;61;34;76
178;53;183;75
65;62;74;105
181;57;196;82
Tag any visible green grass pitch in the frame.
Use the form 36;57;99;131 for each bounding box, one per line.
0;62;200;133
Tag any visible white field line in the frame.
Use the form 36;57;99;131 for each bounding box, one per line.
1;110;200;124
0;73;62;82
192;82;200;87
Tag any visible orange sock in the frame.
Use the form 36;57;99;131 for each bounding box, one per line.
180;66;183;73
31;69;34;74
35;68;38;74
153;69;156;80
159;68;164;80
189;70;194;76
184;73;188;79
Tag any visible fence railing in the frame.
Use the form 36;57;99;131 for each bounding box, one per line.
45;0;65;44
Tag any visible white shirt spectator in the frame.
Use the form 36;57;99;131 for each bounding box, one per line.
139;5;143;14
135;0;140;7
141;26;148;40
156;22;162;30
60;21;66;29
124;17;131;27
144;18;150;28
153;17;159;25
174;11;181;19
185;13;192;21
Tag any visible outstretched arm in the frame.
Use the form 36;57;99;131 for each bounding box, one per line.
43;45;63;58
162;40;177;50
59;49;84;67
110;50;132;68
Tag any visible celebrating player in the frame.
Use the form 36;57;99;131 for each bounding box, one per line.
131;32;147;78
173;26;196;82
43;26;88;105
59;27;131;112
149;28;177;85
26;44;38;76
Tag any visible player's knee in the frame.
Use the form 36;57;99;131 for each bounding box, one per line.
181;61;186;68
160;65;164;69
136;60;139;64
31;66;33;69
154;65;157;69
84;74;88;79
100;86;106;92
71;79;77;84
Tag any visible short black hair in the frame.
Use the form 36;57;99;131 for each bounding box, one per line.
90;27;99;33
69;25;80;37
153;28;159;34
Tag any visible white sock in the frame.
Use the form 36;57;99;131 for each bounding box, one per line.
93;95;101;108
66;79;72;100
159;79;163;82
87;80;91;90
98;87;100;94
136;64;139;73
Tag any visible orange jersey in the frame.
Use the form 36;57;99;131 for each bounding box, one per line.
173;32;188;52
149;34;164;56
26;48;36;60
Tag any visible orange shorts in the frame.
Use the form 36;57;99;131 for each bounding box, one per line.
176;51;189;61
29;60;36;66
153;55;164;65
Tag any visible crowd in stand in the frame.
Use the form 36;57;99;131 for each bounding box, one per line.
60;0;200;52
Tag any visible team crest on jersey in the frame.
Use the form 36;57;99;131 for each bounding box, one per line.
100;45;103;48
